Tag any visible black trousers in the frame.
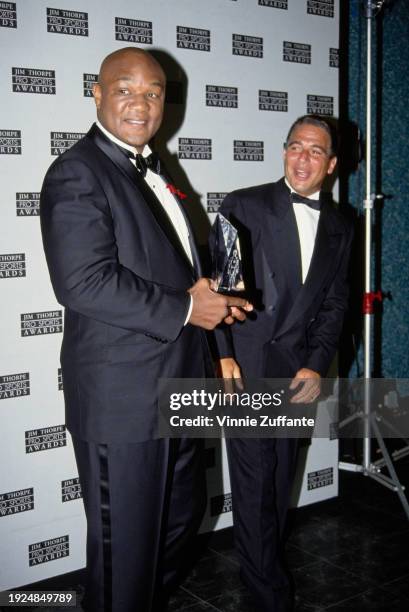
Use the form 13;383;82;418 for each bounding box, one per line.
72;436;206;612
226;438;298;612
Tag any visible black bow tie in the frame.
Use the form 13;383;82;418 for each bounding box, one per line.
290;191;321;211
127;151;161;177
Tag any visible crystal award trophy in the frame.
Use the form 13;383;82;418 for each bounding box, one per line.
211;213;245;294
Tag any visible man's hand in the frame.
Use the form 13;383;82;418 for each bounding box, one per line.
188;278;252;330
289;368;321;403
216;357;244;392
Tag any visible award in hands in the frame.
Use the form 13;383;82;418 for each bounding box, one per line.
211;213;245;295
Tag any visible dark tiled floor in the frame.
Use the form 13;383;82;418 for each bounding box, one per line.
169;460;409;611
2;460;409;611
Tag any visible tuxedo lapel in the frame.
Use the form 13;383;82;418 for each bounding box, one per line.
158;166;202;278
261;180;302;328
278;204;302;302
277;202;343;337
87;124;195;276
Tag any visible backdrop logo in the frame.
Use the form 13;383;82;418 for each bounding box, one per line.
234;140;264;161
258;0;288;8
307;467;334;490
0;130;21;154
177;26;210;52
50;132;85;155
0;2;17;28
283;41;311;64
29;535;69;566
329;47;339;68
83;73;97;97
259;90;288;112
25;425;67;453
232;34;263;58
58;368;63;391
21;310;63;337
0;373;30;400
210;493;232;516
115;17;152;43
47;8;88;36
307;94;333;115
206;85;238;108
207;193;228;214
0;488;34;517
61;478;82;502
178;138;212;160
16;192;40;216
307;0;334;18
0;253;26;278
12;67;56;94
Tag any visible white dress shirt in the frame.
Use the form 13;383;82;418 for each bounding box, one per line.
96;121;193;322
285;178;320;283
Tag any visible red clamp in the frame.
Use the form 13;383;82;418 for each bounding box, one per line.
362;291;383;315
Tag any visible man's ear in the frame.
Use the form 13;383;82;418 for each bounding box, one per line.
92;83;101;110
327;156;337;175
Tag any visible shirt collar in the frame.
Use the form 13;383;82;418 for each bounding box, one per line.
285;178;320;201
96;120;151;158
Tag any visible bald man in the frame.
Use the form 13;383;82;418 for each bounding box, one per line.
40;48;251;612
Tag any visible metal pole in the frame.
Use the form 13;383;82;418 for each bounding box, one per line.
339;0;409;521
363;1;373;471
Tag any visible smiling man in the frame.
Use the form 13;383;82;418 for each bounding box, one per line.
93;49;165;152
215;115;353;611
284;119;337;197
40;48;251;612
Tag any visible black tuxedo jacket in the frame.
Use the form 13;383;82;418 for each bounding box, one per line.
41;124;210;444
215;178;353;378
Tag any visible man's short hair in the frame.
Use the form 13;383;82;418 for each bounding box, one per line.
285;115;338;157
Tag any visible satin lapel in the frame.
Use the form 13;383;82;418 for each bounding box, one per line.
261;179;298;305
159;167;202;277
87;124;195;276
277;202;342;337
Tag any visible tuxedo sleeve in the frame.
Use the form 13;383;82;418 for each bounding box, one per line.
40;158;189;342
304;224;354;376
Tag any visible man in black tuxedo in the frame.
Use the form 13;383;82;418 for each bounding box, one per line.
40;47;251;612
216;116;353;611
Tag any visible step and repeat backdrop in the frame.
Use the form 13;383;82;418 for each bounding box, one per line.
0;0;339;590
